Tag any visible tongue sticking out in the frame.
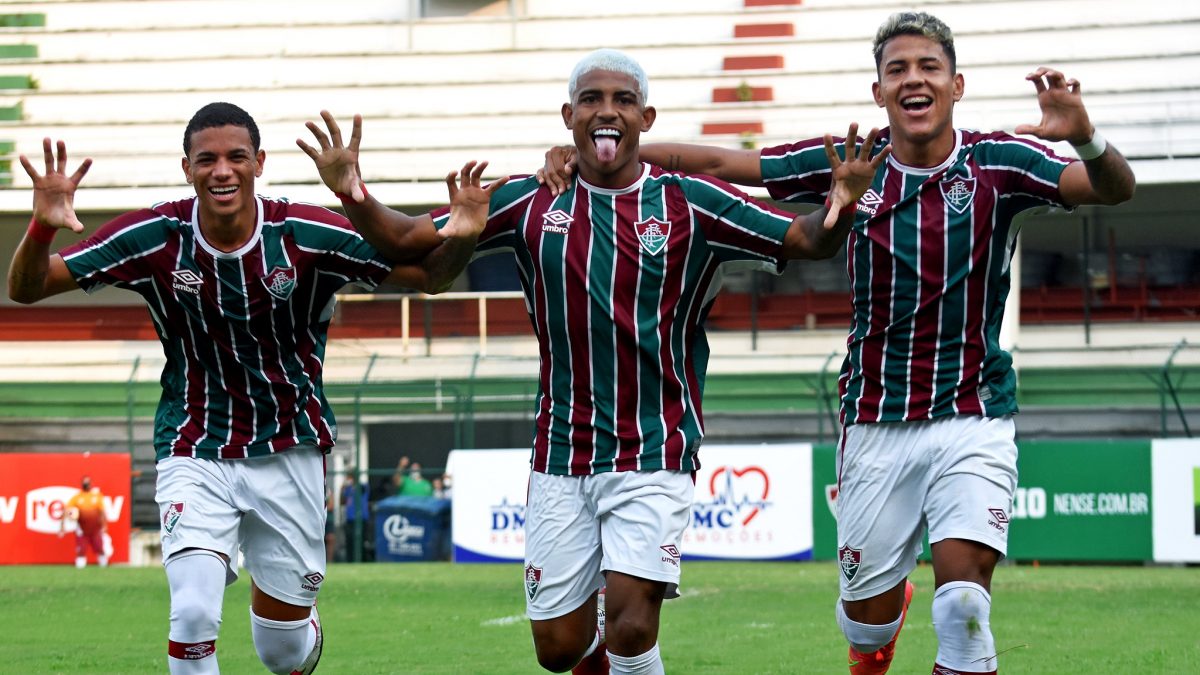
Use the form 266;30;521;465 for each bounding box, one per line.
596;137;618;162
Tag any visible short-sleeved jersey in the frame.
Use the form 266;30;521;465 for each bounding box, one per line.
433;163;793;475
761;128;1073;425
66;489;106;534
60;196;393;461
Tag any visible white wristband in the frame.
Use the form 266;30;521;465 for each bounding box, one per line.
1071;131;1107;161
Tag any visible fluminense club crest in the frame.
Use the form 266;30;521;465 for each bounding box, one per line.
524;563;542;601
264;266;297;300
163;501;184;535
634;216;670;256
838;545;862;582
939;176;976;215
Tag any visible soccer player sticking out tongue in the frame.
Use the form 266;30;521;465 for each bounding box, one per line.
307;48;886;675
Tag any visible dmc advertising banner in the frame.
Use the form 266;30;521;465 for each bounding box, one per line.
812;440;1153;562
1151;438;1200;563
448;448;529;563
0;453;130;565
682;443;813;560
449;444;814;563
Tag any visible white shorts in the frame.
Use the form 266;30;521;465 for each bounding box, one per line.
524;470;693;621
835;415;1017;601
155;445;327;606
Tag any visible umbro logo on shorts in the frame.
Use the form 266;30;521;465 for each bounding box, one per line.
987;507;1009;533
301;572;324;592
660;544;680;567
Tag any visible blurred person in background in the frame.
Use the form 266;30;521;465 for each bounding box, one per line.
60;475;109;568
8;101;503;674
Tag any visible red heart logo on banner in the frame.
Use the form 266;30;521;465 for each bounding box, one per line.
709;466;770;525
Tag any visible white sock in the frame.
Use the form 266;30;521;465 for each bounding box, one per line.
166;551;227;674
250;608;317;675
608;643;665;675
581;632;601;658
75;556;86;569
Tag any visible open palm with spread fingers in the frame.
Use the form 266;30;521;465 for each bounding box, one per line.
20;138;93;233
297;110;365;201
824;123;890;228
441;161;508;241
1014;67;1094;145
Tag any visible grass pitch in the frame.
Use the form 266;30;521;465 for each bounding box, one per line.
2;561;1197;674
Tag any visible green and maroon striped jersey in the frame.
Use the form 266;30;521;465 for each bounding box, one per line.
59;195;392;461
761;128;1073;425
434;164;793;475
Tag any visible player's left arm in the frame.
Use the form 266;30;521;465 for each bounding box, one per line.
381;161;508;293
1014;67;1135;207
782;124;890;260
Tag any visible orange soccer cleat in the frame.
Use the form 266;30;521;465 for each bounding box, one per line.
848;580;915;675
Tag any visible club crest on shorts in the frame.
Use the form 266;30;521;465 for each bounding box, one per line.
939;176;976;214
525;563;542;601
264;266;297;300
838;545;862;582
634;217;670;256
163;501;184;535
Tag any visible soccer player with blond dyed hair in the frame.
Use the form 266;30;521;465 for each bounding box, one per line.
304;48;887;675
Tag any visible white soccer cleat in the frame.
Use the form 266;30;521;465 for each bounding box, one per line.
75;556;86;569
290;607;323;675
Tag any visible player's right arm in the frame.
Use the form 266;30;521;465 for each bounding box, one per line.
298;111;445;264
7;138;91;304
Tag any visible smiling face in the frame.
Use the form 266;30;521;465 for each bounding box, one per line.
872;33;963;165
182;124;264;234
562;68;655;189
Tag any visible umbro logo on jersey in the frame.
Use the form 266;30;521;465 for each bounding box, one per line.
541;209;572;234
264;266;297;300
635;217;670;256
856;189;882;216
171;269;203;296
940;176;976;214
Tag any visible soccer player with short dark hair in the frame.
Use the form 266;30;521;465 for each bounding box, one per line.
301;49;886;675
8;101;503;675
539;11;1136;675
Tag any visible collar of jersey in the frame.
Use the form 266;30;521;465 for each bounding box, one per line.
190;195;265;259
885;128;962;176
576;162;651;195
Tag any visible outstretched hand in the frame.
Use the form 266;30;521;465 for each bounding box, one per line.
20;138;92;233
441;161;509;240
297;111;366;201
1014;67;1094;145
535;146;577;197
824;123;890;228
